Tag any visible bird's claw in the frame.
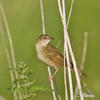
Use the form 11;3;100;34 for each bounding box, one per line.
49;76;53;81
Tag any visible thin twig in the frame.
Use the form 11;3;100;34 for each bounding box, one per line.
81;77;95;100
64;46;69;100
74;32;95;100
66;27;84;100
48;67;57;100
0;16;18;100
58;0;63;19
80;32;88;70
0;3;22;100
40;0;57;100
64;2;84;100
58;0;74;99
66;0;74;29
74;32;88;100
40;0;45;35
62;0;74;100
57;2;69;100
53;74;61;100
56;40;61;48
58;1;69;100
57;0;84;100
65;3;84;99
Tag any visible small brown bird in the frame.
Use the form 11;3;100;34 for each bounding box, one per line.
35;34;86;80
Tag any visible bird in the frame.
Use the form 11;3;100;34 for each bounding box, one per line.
35;34;86;80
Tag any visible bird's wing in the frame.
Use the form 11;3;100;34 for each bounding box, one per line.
44;44;64;67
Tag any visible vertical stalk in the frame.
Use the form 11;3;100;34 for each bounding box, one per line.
62;0;74;99
57;0;84;100
0;15;18;100
0;3;22;100
40;0;57;100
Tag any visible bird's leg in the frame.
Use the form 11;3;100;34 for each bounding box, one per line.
49;68;59;80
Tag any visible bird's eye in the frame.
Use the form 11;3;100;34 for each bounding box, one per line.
43;36;46;39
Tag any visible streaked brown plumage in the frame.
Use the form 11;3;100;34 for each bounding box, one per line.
35;34;86;80
35;34;67;80
42;44;64;67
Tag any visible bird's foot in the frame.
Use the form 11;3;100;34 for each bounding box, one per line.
49;75;54;81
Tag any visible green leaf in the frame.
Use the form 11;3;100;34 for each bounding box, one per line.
15;88;25;94
7;87;13;91
29;85;53;93
7;87;16;91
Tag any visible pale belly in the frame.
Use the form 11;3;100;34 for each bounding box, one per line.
36;44;62;68
37;52;57;68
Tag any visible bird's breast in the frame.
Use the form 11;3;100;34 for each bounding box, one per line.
36;44;64;68
36;45;46;62
36;47;56;67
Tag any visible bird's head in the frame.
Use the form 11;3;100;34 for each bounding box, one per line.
36;34;54;46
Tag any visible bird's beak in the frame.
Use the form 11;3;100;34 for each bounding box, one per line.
50;37;54;40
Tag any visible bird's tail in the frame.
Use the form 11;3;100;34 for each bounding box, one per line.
78;68;87;77
70;62;87;77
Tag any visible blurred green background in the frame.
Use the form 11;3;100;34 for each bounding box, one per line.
0;0;100;100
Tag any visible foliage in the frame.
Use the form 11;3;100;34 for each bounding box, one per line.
10;62;53;100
